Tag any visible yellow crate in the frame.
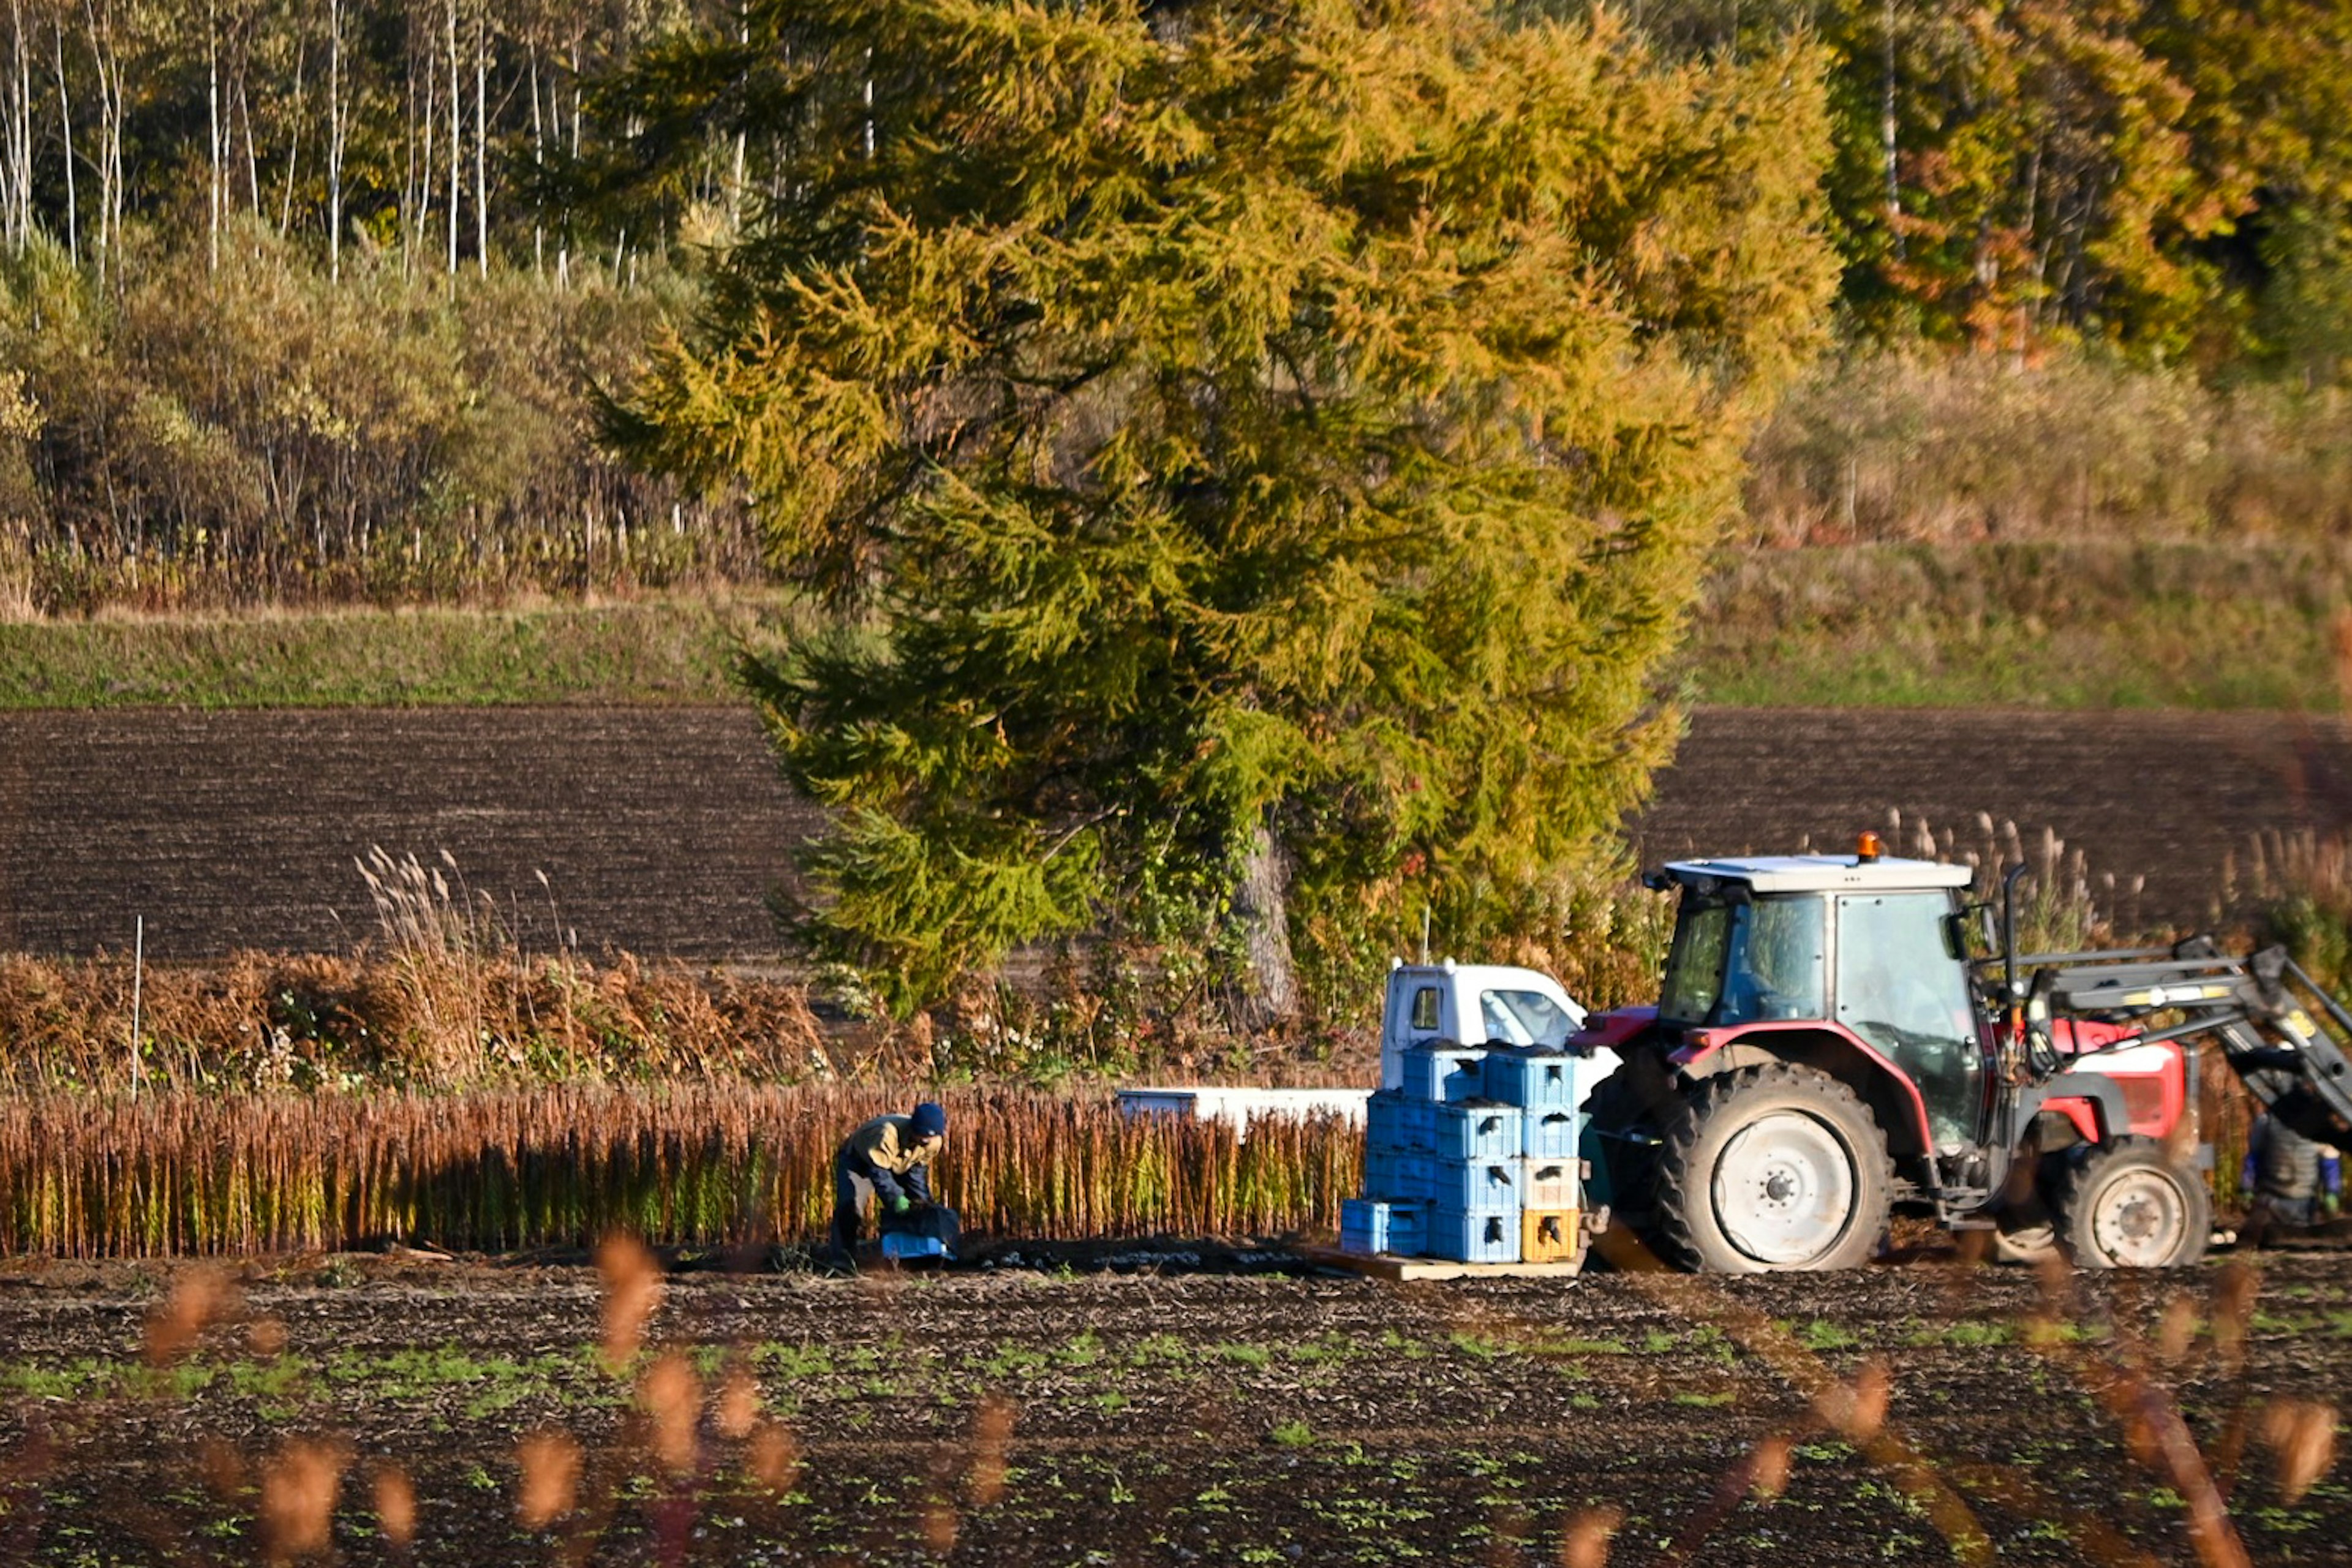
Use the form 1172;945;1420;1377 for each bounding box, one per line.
1521;1207;1579;1264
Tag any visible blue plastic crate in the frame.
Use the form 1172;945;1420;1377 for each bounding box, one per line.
1339;1198;1428;1257
1520;1156;1580;1211
1372;1148;1447;1202
1390;1151;1442;1201
1485;1049;1576;1107
1431;1159;1520;1212
1401;1044;1488;1103
1426;1205;1520;1264
1366;1091;1435;1155
1434;1103;1521;1161
1523;1108;1578;1159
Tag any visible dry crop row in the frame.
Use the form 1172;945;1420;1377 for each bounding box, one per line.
0;1085;1360;1257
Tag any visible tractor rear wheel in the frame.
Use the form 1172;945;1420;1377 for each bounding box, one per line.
2054;1137;2210;1270
1654;1063;1894;1273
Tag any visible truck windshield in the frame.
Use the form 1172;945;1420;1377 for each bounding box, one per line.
1659;889;1828;1026
1480;989;1578;1047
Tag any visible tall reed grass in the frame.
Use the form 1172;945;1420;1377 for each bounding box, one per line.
2244;828;2352;1001
0;1086;1360;1257
1745;352;2352;546
0;947;832;1093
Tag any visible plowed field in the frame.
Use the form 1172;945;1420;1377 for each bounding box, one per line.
1;1250;2347;1565
0;708;818;959
4;706;2349;959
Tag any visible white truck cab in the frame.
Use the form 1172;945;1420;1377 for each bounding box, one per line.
1381;959;1599;1091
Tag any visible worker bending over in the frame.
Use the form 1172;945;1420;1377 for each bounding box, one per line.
830;1101;947;1262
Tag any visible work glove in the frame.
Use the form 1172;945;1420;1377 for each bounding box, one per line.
891;1195;911;1215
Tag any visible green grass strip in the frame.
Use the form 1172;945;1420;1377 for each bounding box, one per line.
0;593;807;709
9;540;2346;714
1683;539;2352;710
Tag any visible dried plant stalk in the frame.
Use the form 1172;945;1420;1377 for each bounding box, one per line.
0;1085;1360;1256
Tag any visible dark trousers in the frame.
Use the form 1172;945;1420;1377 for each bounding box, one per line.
830;1158;876;1256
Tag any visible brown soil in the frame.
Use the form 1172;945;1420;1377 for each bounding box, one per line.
0;1247;2346;1564
1638;707;2352;935
0;707;818;960
4;706;2349;960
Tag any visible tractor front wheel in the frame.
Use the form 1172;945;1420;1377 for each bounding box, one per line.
2054;1138;2210;1270
1654;1063;1894;1273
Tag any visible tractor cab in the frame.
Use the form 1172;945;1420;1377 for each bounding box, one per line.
1650;853;1983;1148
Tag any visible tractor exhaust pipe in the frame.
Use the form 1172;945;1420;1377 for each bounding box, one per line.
2002;862;2028;1003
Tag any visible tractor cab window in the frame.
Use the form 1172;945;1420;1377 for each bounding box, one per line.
1835;892;1981;1150
1659;889;1827;1026
1480;989;1577;1047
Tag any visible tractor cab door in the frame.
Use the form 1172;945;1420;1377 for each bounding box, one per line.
1833;892;1985;1152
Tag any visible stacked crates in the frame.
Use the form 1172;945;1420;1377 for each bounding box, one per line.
1343;1043;1585;1264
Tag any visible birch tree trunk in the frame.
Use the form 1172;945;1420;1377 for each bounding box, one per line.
326;0;341;280
2;0;27;252
12;1;28;254
731;15;747;225
526;39;540;273
240;69;260;220
444;0;457;277
51;12;70;265
94;0;116;269
276;22;302;235
1880;0;1902;258
104;38;114;258
410;9;431;275
559;35;579;288
472;0;484;276
206;0;221;271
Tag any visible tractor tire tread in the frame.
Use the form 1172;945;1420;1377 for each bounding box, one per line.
1653;1061;1894;1273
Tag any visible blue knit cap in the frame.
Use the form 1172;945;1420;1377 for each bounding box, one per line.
910;1101;947;1139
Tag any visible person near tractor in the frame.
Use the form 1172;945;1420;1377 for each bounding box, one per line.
829;1101;947;1263
2242;1112;2343;1237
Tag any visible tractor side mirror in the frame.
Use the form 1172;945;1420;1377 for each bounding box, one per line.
1942;911;1972;960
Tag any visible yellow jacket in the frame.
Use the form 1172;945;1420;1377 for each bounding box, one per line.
838;1114;942;1205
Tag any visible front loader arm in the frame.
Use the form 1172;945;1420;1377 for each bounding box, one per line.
2033;940;2352;1149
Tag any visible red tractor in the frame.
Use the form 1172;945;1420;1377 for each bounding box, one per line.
1578;840;2352;1271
